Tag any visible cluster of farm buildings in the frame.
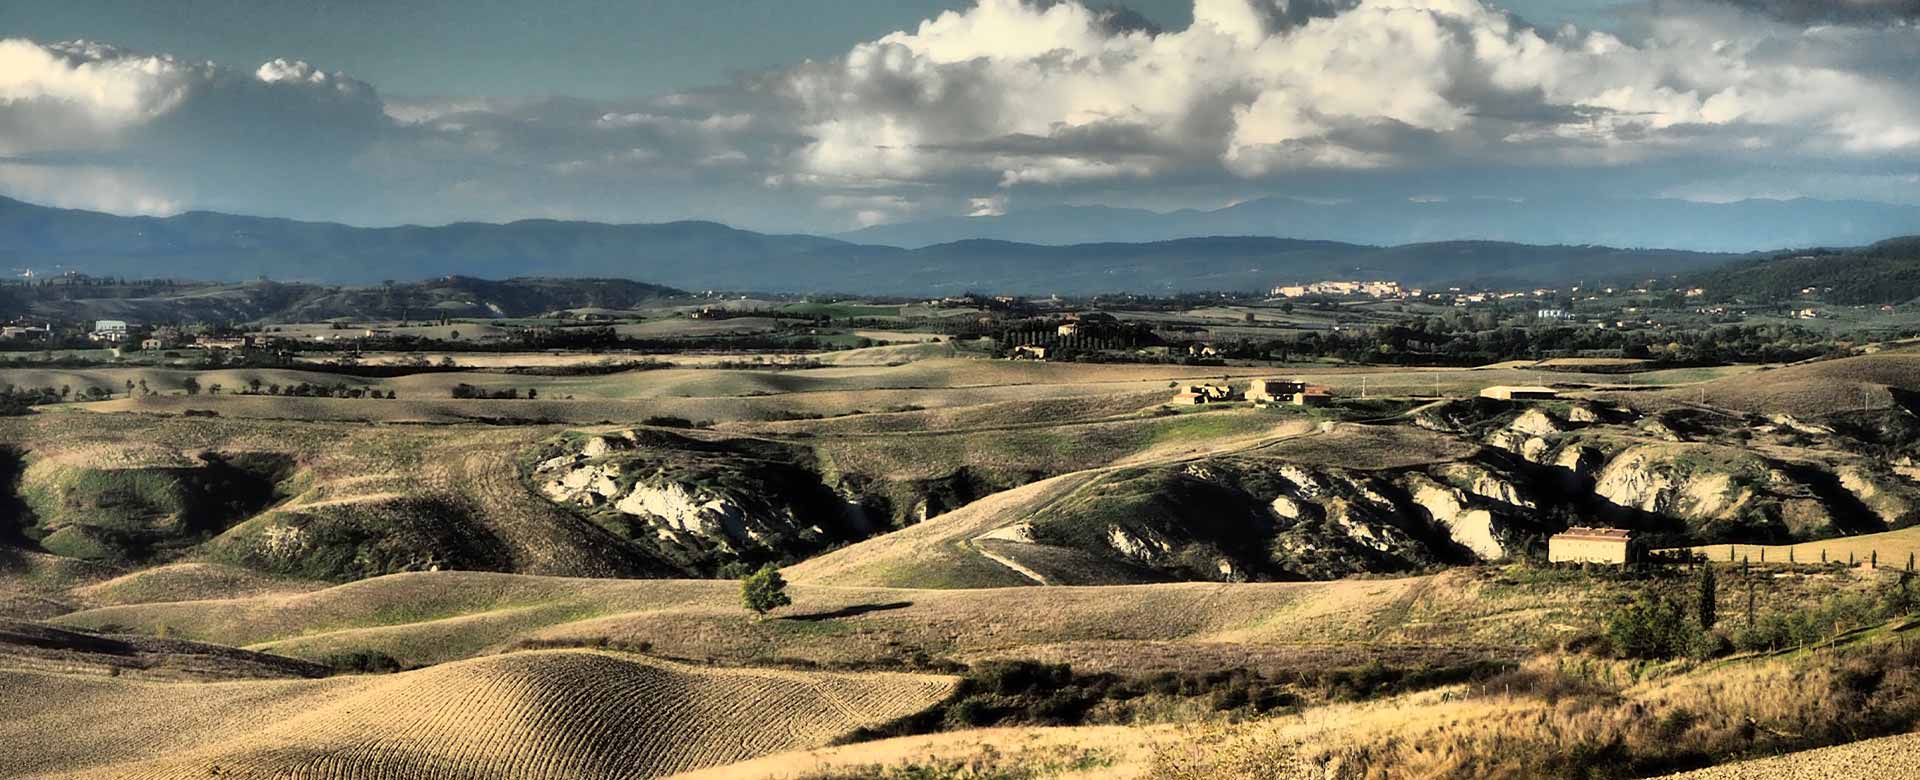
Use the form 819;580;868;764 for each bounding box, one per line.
1168;377;1333;407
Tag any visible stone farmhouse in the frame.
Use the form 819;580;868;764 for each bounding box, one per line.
1548;527;1636;564
1171;383;1239;405
1247;378;1308;404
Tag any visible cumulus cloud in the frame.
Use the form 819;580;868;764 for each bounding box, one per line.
3;1;1920;233
0;37;389;216
775;0;1920;204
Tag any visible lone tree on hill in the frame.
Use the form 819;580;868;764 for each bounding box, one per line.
740;563;792;617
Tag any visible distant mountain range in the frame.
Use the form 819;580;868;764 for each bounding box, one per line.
4;194;1915;296
839;196;1920;252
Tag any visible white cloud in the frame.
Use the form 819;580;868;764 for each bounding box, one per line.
3;2;1920;233
775;0;1920;205
968;194;1009;216
0;159;181;215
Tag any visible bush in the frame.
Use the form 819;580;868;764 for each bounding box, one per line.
739;563;792;616
642;415;705;429
1607;591;1695;659
321;650;404;674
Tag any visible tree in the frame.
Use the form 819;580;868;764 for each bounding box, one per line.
1696;564;1717;630
1607;591;1690;659
181;377;201;396
739;563;792;617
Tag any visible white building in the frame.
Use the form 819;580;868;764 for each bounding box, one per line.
89;320;131;342
1271;280;1404;299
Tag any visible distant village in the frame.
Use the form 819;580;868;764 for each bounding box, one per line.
0;316;459;358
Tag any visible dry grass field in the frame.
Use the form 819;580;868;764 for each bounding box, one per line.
1653;732;1920;779
1686;526;1920;569
0;649;956;780
5;345;1917;780
44;566;1888;679
665;725;1164;780
1636;353;1920;417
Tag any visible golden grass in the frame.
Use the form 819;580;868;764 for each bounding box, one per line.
1684;526;1920;569
75;563;327;607
47;569;1449;672
1652;732;1920;779
666;725;1164;780
0;649;957;780
1648;353;1920;416
1143;630;1920;780
49;566;1864;680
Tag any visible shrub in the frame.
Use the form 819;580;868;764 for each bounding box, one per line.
321;650;404;674
1607;591;1694;659
739;563;792;616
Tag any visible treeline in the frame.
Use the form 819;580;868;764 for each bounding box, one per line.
450;383;540;400
234;381;396;399
292;326;835;354
1243;321;1842;365
0;385;71;415
1686;238;1920;305
1602;566;1917;662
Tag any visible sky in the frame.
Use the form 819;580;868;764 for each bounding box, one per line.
1;0;1917;235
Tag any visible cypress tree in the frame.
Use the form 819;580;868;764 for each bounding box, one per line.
1697;564;1718;630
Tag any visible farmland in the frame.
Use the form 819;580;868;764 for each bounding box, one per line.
4;323;1920;779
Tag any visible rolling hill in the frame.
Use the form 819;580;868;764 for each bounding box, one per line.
1682;236;1920;304
1;276;686;323
838;196;1920;253
0;648;956;780
0;195;1759;294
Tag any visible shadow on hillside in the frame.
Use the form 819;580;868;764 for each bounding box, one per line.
782;601;913;622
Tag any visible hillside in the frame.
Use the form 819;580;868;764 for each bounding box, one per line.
0;648;956;780
839;196;1920;254
2;276;685;323
1682;236;1920;304
0;195;1758;294
0;196;838;290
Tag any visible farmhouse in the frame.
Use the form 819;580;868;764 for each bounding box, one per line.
1010;344;1049;361
1480;385;1559;401
1293;385;1334;407
1548;527;1637;564
195;335;256;350
1056;322;1079;336
1171;384;1237;405
89;320;131;342
1194;384;1237;402
2;324;50;341
1247;378;1308;404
